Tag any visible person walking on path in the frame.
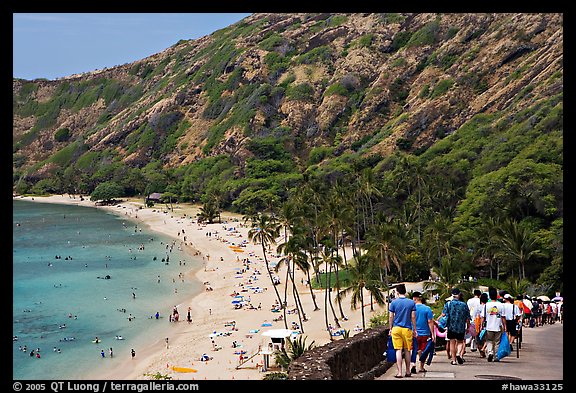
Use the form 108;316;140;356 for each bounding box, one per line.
442;288;470;365
503;294;522;350
388;284;417;378
474;292;489;358
410;291;435;374
481;287;507;362
467;289;482;352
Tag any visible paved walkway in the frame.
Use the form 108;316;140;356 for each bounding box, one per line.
377;321;563;381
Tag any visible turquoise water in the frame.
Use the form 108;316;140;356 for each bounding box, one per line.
13;200;202;380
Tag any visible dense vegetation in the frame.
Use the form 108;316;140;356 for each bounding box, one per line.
13;13;563;308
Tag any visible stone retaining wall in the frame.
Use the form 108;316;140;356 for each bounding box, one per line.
287;326;392;380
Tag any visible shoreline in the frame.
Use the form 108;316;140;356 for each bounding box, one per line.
14;194;389;380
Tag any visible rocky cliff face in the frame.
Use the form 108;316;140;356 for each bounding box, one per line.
13;13;563;184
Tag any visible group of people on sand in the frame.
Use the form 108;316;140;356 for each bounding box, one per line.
388;284;555;378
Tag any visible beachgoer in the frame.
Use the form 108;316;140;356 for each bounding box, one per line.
442;288;470;365
481;287;506;362
109;347;113;358
474;292;489;358
101;349;105;358
467;289;482;352
165;337;169;349
388;284;417;378
411;291;435;373
502;294;522;350
131;349;136;359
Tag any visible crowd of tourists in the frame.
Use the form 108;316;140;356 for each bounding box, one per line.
387;284;563;378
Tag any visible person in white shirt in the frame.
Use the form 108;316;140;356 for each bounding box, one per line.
467;289;482;352
480;288;507;362
550;302;558;323
502;294;522;350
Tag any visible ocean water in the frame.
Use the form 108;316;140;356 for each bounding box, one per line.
13;200;202;380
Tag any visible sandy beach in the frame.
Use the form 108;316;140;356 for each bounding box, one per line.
14;194;389;380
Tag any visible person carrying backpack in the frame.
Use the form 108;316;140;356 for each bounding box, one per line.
442;288;470;365
480;287;507;362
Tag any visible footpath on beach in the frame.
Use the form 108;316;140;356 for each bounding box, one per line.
377;322;563;381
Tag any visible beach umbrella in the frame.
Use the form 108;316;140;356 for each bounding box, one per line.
231;299;243;304
523;299;533;309
537;295;551;302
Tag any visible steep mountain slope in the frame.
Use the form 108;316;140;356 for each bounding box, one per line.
13;13;563;199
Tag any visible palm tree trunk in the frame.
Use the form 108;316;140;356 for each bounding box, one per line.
263;243;283;309
333;231;346;321
290;259;306;329
360;287;366;330
306;269;321;311
327;258;341;328
341;230;349;268
324;259;331;340
282;265;289;329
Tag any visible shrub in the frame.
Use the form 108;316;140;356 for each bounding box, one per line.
429;78;454;99
285;82;315;101
54;128;71;142
406;19;440;47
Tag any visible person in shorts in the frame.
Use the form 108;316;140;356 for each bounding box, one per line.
503;294;522;349
389;284;417;378
442;288;470;365
410;291;435;373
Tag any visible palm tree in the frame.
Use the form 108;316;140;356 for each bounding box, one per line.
276;236;308;330
391;153;427;245
197;198;220;224
422;212;453;269
319;246;342;338
274;335;316;370
356;168;383;228
472;216;505;279
504;277;532;297
337;254;386;330
423;256;474;301
319;186;350;321
365;216;406;281
247;213;284;309
496;219;544;280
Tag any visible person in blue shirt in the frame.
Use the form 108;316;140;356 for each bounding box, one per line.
389;284;417;378
442;288;471;365
410;291;436;373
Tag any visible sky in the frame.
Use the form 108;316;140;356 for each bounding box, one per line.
13;13;253;81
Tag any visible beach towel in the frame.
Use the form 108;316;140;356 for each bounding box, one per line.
385;335;417;363
386;335;396;362
410;337;418;363
419;339;435;366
